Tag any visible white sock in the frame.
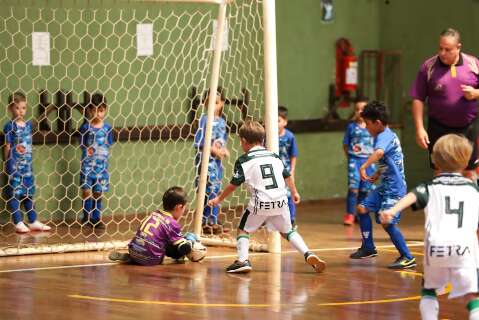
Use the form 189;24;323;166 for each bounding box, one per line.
420;296;439;320
469;299;479;320
237;236;249;262
287;231;309;255
471;309;479;320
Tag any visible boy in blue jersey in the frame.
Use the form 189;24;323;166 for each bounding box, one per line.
278;106;299;225
194;89;230;234
79;93;114;228
342;96;375;226
3;92;51;233
350;101;416;269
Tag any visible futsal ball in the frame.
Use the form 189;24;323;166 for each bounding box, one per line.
187;241;207;262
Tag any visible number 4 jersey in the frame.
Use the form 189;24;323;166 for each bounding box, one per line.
411;173;479;268
230;146;290;216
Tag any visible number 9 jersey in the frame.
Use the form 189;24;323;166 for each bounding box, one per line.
230;146;290;216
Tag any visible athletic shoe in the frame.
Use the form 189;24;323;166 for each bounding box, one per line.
226;260;252;273
304;251;326;273
91;221;106;229
28;221;51;231
202;224;213;235
343;214;354;226
387;256;416;270
349;246;378;259
108;251;132;263
212;223;230;235
15;221;30;233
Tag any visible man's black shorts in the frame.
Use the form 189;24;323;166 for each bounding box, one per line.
427;117;479;170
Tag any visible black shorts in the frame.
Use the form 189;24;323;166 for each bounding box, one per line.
427;117;479;170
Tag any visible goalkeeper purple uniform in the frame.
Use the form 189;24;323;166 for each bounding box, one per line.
128;210;184;265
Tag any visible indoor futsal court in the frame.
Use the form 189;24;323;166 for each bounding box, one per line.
1;0;479;319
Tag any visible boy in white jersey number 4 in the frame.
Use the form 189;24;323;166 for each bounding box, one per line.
208;120;326;273
381;134;479;320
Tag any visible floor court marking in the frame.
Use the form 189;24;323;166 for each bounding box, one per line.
0;242;424;274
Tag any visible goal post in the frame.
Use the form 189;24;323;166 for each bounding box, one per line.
0;0;280;256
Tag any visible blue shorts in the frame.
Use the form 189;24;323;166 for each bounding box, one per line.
360;188;402;224
348;156;375;192
80;173;110;193
6;175;35;198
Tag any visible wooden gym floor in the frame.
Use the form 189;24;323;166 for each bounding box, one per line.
0;201;470;319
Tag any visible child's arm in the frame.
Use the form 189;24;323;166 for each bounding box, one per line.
285;175;300;204
359;149;384;181
3;144;10;162
379;192;417;224
208;183;237;206
342;144;348;158
290;156;297;179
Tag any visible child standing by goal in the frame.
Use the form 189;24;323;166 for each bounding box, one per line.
209;120;326;273
381;134;479;320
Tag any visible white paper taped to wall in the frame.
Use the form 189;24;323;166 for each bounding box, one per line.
32;32;50;66
137;24;153;57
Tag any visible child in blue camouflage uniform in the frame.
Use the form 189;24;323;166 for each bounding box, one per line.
342;96;375;226
350;101;415;270
278;106;299;225
79;93;113;228
194;89;230;234
3;92;51;233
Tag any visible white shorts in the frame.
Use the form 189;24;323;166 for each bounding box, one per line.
238;208;292;234
423;265;479;299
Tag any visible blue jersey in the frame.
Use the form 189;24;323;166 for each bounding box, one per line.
279;129;298;172
374;127;406;197
79;121;113;177
343;122;374;158
193;115;227;183
3;121;34;178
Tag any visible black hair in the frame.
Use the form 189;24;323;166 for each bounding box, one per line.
162;186;187;211
360;100;389;125
354;95;369;104
202;86;225;103
87;93;107;109
278;105;288;119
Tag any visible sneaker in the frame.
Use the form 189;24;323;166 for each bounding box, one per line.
202;224;213;235
91;221;106;229
349;246;378;259
108;251;132;263
343;214;354;226
15;222;30;233
387;256;416;270
212;223;230;235
304;251;326;273
226;260;252;273
28;221;51;232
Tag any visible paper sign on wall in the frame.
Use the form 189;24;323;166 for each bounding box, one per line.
209;19;228;51
137;24;153;57
32;32;50;66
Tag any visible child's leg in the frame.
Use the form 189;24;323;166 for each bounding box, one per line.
420;288;439;320
82;189;94;223
288;196;296;225
382;223;413;260
91;192;103;224
357;205;375;250
346;189;359;215
23;197;38;224
466;294;479;320
8;196;22;225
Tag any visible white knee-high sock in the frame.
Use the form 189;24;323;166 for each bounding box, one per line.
420;296;439;320
468;299;479;320
237;235;250;262
287;231;309;255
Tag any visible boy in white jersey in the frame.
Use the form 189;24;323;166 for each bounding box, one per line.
381;134;479;320
208;120;326;273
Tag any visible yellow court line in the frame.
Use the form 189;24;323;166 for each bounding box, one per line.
68;294;275;308
379;248;424;256
318;295;422;306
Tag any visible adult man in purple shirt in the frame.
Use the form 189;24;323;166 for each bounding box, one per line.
410;28;479;173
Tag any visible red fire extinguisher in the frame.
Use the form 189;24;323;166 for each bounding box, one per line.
335;38;358;103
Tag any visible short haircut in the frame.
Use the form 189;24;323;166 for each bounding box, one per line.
239;120;265;145
354;95;369;104
87;93;107;109
202;86;225;103
432;134;472;172
440;28;461;43
278;105;288;120
162;186;187;211
8;92;26;108
360;100;389;125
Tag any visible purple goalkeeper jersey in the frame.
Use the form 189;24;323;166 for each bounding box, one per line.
128;210;184;265
410;53;479;127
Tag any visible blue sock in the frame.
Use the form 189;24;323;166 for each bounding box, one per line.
83;198;94;222
384;224;413;259
346;190;358;214
358;191;368;204
91;198;102;223
23;197;38;223
358;213;375;249
8;197;22;224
